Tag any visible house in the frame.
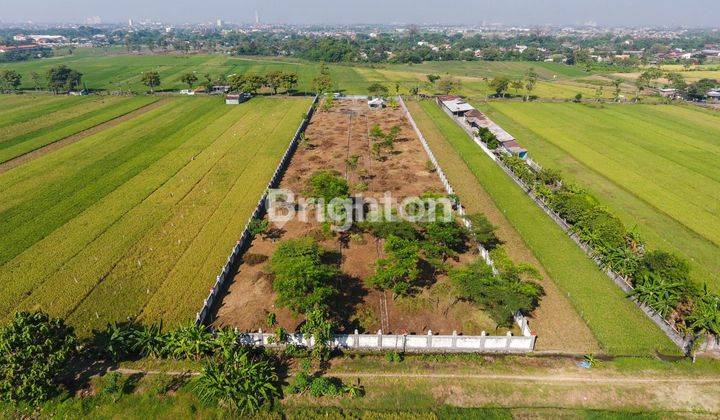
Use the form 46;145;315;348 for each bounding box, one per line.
708;90;720;102
656;88;679;99
437;95;475;116
225;93;251;105
211;85;230;94
501;140;528;159
368;97;386;108
464;109;488;128
180;89;195;96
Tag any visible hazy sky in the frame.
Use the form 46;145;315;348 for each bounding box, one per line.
2;0;719;27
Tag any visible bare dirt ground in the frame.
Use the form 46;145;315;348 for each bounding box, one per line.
213;98;514;335
0;99;168;174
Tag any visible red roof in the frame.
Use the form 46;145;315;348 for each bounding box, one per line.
465;109;485;118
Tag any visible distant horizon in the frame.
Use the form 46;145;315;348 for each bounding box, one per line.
2;0;720;28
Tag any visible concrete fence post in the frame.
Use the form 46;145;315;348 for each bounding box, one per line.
427;330;433;349
505;331;513;350
480;331;486;351
354;329;359;349
452;331;458;348
377;330;382;349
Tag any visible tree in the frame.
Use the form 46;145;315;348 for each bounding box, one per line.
686;285;720;338
300;307;336;361
46;65;82;94
510;79;524;96
450;257;544;327
367;82;389;97
140;71;161;93
368;235;421;297
524;68;538;101
594;85;604;102
30;71;43;91
426;74;440;85
0;311;77;405
0;69;21;92
465;213;500;249
313;63;334;94
437;77;461;95
179;72;198;90
265;70;284;94
279;72;299;94
612;78;623;101
270;238;339;315
686;78;718;100
423;220;468;261
193;349;280;414
307;170;349;202
489;77;510;97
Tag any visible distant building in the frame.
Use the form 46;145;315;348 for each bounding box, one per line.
656;88;679;99
226;93;251;105
368;97;386;108
437;95;474;116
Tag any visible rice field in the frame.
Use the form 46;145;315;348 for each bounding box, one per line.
0;95;312;334
408;99;678;356
3;51;615;98
483;102;720;291
0;94;157;163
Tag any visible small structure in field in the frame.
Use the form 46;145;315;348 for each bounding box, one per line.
708;90;720;102
437;95;474;116
212;85;231;94
656;88;679;99
465;109;488;128
368;97;386;108
226;93;251;105
500;139;528;159
180;89;195;96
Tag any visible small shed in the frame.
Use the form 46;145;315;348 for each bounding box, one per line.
226;93;251;105
465;109;487;128
368;97;386;108
501;139;528;159
438;96;475;116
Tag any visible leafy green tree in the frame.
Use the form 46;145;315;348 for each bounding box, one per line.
426;74;440;85
369;235;421;297
313;63;334;94
437;77;461;95
270;238;339;315
629;271;687;318
164;323;215;360
686;285;720;337
140;71;161;93
307;170;349;202
423;220;468;261
193;349;280;414
265;70;284;94
280;71;299;94
465;213;500;250
612;78;623;101
300;307;337;361
686;78;718;100
489;77;510;97
367;82;389;97
450;256;544;327
0;69;22;92
179;72;198;90
46;65;82;94
510;79;524;96
0;311;77;405
30;71;43;91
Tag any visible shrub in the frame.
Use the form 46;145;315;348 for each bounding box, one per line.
309;376;344;397
248;218;269;237
269;237;339;315
450;258;544;327
193;350;280;414
307;170;349;202
362;218;419;241
0;311;77;405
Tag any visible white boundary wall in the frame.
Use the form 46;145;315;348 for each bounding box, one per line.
195;96;319;325
202;96;536;354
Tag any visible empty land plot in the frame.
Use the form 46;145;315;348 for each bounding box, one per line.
213;99;523;336
0;96;312;334
484;102;720;290
0;94;158;163
409;99;678;356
